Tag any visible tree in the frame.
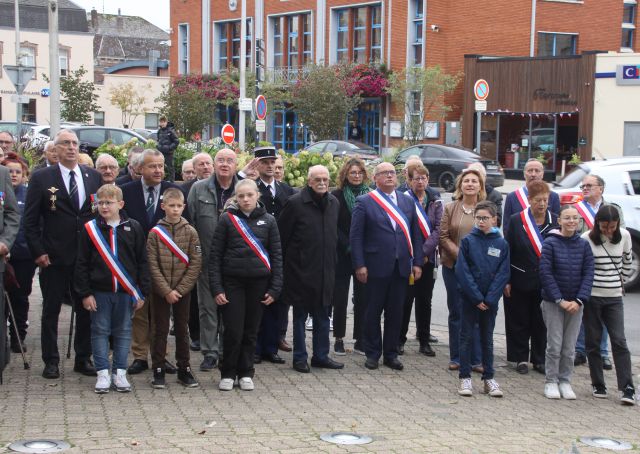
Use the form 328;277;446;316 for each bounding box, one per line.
109;82;151;128
387;66;461;146
43;66;99;123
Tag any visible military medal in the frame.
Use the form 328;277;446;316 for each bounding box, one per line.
90;193;97;213
48;187;59;211
0;191;4;208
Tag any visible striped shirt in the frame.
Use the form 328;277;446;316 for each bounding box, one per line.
581;229;633;297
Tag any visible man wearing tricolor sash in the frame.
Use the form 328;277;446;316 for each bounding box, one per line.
351;162;424;371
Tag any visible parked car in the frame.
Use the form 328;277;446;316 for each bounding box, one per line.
0;121;38;140
134;128;158;141
300;140;379;160
554;158;640;289
394;144;505;192
63;126;147;156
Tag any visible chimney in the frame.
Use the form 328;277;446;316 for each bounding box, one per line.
90;8;98;28
116;9;123;30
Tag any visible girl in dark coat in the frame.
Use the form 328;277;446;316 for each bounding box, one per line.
210;179;283;391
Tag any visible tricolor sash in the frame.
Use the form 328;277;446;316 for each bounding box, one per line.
229;214;271;271
150;225;189;266
369;190;413;257
520;208;543;257
84;220;143;302
515;186;530;210
575;200;596;229
405;190;431;240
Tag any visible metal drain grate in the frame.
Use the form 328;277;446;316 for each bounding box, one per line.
320;432;373;445
8;439;71;453
580;437;633;451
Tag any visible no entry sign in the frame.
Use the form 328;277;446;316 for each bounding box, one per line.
255;95;267;120
473;79;490;101
221;123;235;145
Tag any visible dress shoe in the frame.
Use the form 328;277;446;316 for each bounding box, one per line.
278;339;292;352
164;360;178;374
398;343;405;355
127;359;149;375
419;343;435;357
200;356;218;371
533;363;545;374
574;352;587;366
428;334;439;343
74;359;97;376
42;363;60;379
253;354;262;364
365;358;378;369
383;358;404;371
602;356;613;371
448;362;460;371
516;362;529;374
293;360;310;373
310;357;344;369
262;353;286;364
472;365;484;374
189;340;201;351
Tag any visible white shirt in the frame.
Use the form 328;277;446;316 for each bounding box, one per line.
260;179;276;197
59;163;86;208
142;181;161;213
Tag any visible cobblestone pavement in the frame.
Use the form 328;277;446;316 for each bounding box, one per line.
0;280;639;453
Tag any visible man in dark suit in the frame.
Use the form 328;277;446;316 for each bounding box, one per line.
115;147;144;186
350;162;424;371
24;129;103;379
120;149;179;375
252;146;295;363
31;141;58;172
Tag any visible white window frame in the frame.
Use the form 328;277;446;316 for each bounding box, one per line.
178;23;190;75
212;17;254;73
328;1;384;65
59;47;69;77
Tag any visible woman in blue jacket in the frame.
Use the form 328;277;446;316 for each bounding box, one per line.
539;205;594;400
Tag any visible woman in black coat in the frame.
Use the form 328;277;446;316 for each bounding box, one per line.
210;179;283;391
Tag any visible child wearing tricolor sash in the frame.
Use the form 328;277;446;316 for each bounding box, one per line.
75;184;151;394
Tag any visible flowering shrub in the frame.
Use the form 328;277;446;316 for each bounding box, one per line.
95;138;151;167
171;73;239;102
344;64;389;98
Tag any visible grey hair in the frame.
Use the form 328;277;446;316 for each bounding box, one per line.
44;140;55;151
192;152;213;166
53;129;78;143
588;174;605;189
141;148;163;163
181;158;193;170
308;164;329;179
403;155;422;169
95;153;118;167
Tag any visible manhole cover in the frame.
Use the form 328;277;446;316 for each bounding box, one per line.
320;432;373;445
8;439;71;453
580;437;633;451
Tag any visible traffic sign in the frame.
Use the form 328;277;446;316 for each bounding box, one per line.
221;124;235;145
3;65;35;94
475;100;487;112
10;94;29;104
473;79;489;101
255;119;266;133
255;95;267;120
239;98;253;111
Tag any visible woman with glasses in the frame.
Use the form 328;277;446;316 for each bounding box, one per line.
439;168;486;371
581;205;636;405
330;158;370;355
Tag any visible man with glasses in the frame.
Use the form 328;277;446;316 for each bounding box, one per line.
33;141;58;171
0;131;15;159
24;129;103;379
95;154;120;185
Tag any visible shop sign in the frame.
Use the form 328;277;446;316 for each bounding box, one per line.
616;65;640;86
532;88;577;106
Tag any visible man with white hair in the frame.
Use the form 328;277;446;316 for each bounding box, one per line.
181;153;214;198
115;147;144;186
95;154;120;185
32;141;59;172
181;159;196;182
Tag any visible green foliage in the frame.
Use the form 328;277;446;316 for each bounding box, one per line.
281;151;343;188
43;66;99;123
94;138;151;167
569;153;582;165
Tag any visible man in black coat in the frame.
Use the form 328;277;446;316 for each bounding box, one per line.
156;116;179;182
24;129;103;379
115;147;144;186
278;165;343;373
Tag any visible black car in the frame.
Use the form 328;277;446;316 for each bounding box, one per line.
395;144;504;192
64;126;147;156
300;140;379;160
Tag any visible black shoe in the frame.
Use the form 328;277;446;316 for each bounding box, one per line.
383;357;404;371
190;340;201;352
293;360;310;373
365;358;379;370
419;343;435;357
574;352;587;366
152;368;166;389
428;334;439;343
533;363;546;374
334;339;346;356
164;360;178;374
253;354;262;364
398;343;405;356
592;384;607;398
177;367;199;388
42;363;60;379
262;353;286;364
311;357;344;369
74;359;97;376
602;357;613;371
621;385;636;406
127;359;149;375
516;362;529;374
199;356;218;371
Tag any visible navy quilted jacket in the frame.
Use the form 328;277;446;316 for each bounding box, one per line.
539;229;594;304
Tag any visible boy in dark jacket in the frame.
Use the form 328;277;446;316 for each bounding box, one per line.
455;201;510;397
147;188;202;389
156;116;179;182
75;184;150;394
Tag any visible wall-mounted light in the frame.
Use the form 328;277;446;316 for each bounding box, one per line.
430;24;440;32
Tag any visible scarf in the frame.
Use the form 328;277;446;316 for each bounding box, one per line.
343;183;371;212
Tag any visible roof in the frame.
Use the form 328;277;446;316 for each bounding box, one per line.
0;0;88;32
88;12;168;40
104;59;169;74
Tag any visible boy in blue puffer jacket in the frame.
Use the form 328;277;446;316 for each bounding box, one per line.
455;201;510;397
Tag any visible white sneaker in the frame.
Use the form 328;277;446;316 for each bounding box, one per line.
458;378;473;396
483;379;504;397
111;369;131;392
559;382;576;400
305;317;313;331
329;317;333;332
544;382;561;399
238;377;254;391
95;369;110;394
219;378;234;391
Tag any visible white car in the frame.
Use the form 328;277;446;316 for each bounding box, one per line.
554;158;640;289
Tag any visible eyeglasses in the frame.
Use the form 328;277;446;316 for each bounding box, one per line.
348;171;365;177
474;216;492;222
579;184;602;190
97;201;117;207
411;177;428;182
375;170;396;177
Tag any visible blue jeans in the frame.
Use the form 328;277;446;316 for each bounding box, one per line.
576;322;609;357
90;292;133;372
442;266;481;366
292;305;330;363
459;302;498;380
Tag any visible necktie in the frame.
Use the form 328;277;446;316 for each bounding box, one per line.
146;186;155;222
268;184;275;198
69;170;79;211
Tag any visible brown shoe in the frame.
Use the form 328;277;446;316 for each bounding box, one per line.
472;365;485;374
278;339;292;352
448;362;460;371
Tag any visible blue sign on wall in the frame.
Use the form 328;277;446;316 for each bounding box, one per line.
616;65;640;86
40;88;50;97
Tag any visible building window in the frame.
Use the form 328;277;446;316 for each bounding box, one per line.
411;0;424;66
334;4;382;64
273;17;283;68
336;10;348;63
622;28;635;49
178;23;189;74
537;32;577;56
21;99;36;122
94;111;105;126
216;19;252;71
623;3;636;23
145;113;159;129
59;48;69;77
19;44;37;79
622;3;636;50
270;13;312;69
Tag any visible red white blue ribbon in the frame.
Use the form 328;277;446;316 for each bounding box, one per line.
150;225;189;266
229;214;271;271
84;220;143;302
405;190;431;240
515;186;530;210
520;208;543;257
575;200;596;229
369;189;413;257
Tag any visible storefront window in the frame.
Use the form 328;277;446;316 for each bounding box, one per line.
479;114;497;161
498;114;530;170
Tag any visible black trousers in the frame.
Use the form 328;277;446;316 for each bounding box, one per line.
504;286;546;365
219;276;267;379
400;262;435;345
256;300;281;356
277;300;290;340
188;291;200;343
332;269;366;340
6;259;37;344
39;265;92;365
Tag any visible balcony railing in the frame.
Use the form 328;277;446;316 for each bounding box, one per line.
266;66;310;84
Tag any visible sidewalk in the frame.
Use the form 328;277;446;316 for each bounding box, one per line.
0;277;638;453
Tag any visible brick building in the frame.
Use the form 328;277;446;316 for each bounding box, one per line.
169;0;639;155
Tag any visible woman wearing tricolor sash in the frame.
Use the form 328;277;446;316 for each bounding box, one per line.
504;180;557;375
209;179;283;391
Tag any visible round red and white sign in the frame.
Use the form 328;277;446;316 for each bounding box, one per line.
473;79;490;101
221;123;235;145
